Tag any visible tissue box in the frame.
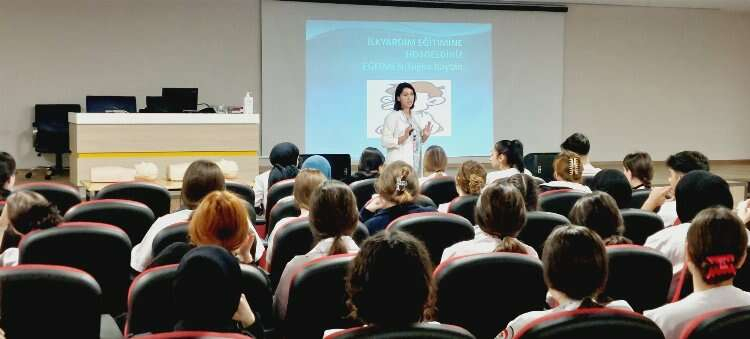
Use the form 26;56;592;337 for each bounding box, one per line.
90;166;136;183
134;162;159;181
216;159;239;179
168;162;191;181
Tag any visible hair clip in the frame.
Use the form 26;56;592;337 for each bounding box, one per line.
396;177;408;192
568;158;575;176
705;254;737;280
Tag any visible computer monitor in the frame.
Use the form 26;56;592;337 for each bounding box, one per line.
162;88;198;112
143;96;170;113
86;96;137;113
298;154;352;181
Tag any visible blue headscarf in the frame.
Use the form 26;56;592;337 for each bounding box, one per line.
301;155;331;179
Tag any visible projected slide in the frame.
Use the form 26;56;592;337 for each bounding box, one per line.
306;20;493;158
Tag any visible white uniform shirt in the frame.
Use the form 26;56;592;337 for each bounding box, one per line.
645;285;750;339
657;200;679;227
130;209;265;272
253;170;270;209
441;226;539;263
644;222;692;275
539;181;592;193
486;168;534;184
381;110;427;170
582;163;602;177
498;299;633;339
419;171;447;185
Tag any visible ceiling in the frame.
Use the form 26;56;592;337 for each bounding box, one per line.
484;0;750;11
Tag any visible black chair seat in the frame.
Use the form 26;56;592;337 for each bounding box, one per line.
95;181;171;217
266;198;301;240
604;245;672;313
539;191;585;217
518;211;570;257
514;308;664;339
64;199;155;246
350;178;377;210
265;179;295;223
621;209;664;245
446;195;479;224
630;189;651;209
387;212;474;266
420;176;459;206
681;305;750;339
326;323;476;339
151;222;189;257
15;182;82;214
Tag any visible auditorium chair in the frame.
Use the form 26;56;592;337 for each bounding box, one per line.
266;198;301;239
514;308;664;339
265;179;295;223
14;181;82;214
620;209;664;245
671;246;750;302
283;254;360;339
446;195;479;224
131;331;254;339
95;180;171;217
629;189;651;209
64;199;155;246
420;176;459;206
325;323;476;339
349;178;377;210
0;265;102;339
517;211;569;256
268;217;369;288
679;306;750;339
414;194;438;208
126;263;273;337
226;181;255;206
19;221;132;316
434;252;546;339
604;245;672;312
151;221;189;258
387;212;474;266
539;190;585;217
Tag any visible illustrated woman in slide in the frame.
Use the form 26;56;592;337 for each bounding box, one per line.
380;82;432;174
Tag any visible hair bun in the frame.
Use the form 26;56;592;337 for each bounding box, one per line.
468;174;485;194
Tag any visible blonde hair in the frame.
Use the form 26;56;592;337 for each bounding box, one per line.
189;191;249;253
293;169;326;210
455;160;486;195
554;151;583;183
376;161;418;205
423;145;447;174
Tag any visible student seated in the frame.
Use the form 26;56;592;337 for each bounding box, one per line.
437;160;485;213
497;174;540;211
325;230;436;336
253;142;299;212
360;161;436;234
589;169;632;209
568;192;632;245
300;155;331;179
560;133;601;177
0;152;15;200
644;170;734;276
0;191;63;266
486;139;532;184
641;150;709;226
622;152;653;190
149;191;257;269
274;181;360;321
131;160;264;272
644;207;750;339
173;246;263;338
265;169;326;263
419;145;448;185
539;151;591;193
441;182;537;262
345;147;385;184
497;225;632;339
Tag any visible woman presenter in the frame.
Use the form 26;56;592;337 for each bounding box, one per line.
381;82;433;174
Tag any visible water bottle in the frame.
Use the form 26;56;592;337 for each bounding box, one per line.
244;91;254;114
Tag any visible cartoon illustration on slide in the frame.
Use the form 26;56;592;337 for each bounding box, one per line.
366;80;452;138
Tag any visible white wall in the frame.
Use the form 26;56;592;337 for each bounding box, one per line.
564;5;750;161
2;1;749;168
0;0;261;168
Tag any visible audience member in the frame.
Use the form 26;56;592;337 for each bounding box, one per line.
254;142;300;211
360;161;436;234
498;225;632;339
497;174;539;211
0;191;62;266
173;246;263;338
345;147;385;184
438;160;485;212
622;152;653;190
301;155;331;179
274;181;360;320
539;151;591;193
642;150;709;226
149;191;257;269
645;207;750;339
0;152;15;200
560;133;601;176
568;192;632;245
487;139;532;184
441;182;536;262
266;169;326;263
419;145;448;184
590;169;632;209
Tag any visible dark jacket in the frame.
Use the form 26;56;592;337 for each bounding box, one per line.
360;203;436;234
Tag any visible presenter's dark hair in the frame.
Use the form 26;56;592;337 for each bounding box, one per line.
494;139;525;173
393;82;416;111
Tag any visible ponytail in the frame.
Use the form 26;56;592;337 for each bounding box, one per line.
509;139;525;173
493;236;529;254
328;235;348;255
578;297;605;309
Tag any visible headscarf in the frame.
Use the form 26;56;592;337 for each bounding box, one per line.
301;155;331;179
269;142;300;187
173;246;241;332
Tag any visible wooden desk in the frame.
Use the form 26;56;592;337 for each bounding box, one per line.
68;113;260;186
